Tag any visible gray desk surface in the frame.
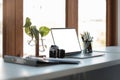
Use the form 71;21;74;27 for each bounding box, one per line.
1;46;120;80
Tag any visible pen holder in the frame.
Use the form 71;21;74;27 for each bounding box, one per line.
83;41;92;54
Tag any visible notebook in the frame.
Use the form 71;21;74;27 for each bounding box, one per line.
51;28;105;59
4;55;80;67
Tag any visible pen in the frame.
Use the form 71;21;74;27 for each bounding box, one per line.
81;32;93;42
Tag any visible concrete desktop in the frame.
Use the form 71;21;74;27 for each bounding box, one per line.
1;46;120;80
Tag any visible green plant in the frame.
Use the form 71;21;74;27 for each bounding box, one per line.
24;17;50;51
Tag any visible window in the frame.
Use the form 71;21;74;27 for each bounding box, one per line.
78;0;106;49
23;0;65;56
3;0;117;57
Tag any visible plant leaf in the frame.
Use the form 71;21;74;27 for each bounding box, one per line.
39;26;50;37
31;26;39;40
24;17;32;28
25;27;32;37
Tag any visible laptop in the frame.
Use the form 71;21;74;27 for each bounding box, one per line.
51;28;105;59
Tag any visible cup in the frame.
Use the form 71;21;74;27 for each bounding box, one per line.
83;41;92;54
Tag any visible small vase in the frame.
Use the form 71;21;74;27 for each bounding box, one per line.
39;38;47;52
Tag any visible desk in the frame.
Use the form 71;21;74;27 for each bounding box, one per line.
1;46;120;80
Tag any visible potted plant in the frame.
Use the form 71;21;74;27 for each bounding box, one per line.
24;17;50;56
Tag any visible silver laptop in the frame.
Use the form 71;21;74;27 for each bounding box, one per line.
51;28;105;59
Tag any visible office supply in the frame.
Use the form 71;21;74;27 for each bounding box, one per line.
4;55;80;66
51;28;105;59
4;55;42;66
81;32;93;53
81;32;93;42
26;56;80;64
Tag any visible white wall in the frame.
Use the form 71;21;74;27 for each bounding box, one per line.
118;0;120;45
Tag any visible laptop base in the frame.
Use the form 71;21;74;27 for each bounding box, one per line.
65;52;105;59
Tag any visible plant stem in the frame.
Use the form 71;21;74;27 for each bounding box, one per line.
35;35;39;57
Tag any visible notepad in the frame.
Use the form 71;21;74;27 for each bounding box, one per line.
27;56;80;64
4;55;80;66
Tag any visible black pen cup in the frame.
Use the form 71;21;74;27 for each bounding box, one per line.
83;41;92;54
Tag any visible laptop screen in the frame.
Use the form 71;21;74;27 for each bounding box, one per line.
51;28;81;55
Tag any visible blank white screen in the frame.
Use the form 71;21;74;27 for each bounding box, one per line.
51;28;81;53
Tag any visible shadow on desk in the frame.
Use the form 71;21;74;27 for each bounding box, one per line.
51;73;84;80
51;64;120;80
